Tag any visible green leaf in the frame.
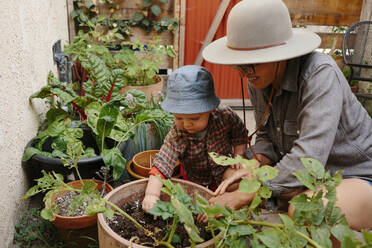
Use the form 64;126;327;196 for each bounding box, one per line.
229;224;255;236
300;158;325;179
256;165;278;182
22;147;40;162
330;224;358;245
159;0;168;3
40;208;55;221
142;0;152;7
308;226;332;248
81;180;98;194
362;230;372;245
105;208;115;219
151;5;162;16
293;171;316;191
249;193;261;209
257;228;282;248
148;200;173;219
171;197;204;243
259;185;272;199
239;178;261;193
97;101;119;138
101;148;126;180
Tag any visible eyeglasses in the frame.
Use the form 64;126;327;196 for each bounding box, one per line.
232;64;256;75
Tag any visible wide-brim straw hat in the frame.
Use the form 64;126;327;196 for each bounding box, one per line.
161;65;220;114
203;0;321;65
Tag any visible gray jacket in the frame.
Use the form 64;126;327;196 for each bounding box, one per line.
248;52;372;196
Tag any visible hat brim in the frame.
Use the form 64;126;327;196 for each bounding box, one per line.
161;94;220;114
202;28;321;65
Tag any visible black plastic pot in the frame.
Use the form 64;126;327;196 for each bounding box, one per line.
22;128;129;184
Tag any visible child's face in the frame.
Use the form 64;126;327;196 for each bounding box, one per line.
173;112;210;134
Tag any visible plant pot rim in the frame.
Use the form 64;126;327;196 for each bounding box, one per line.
25;139;127;166
132;149;160;171
98;178;216;247
50;179;113;229
126;159;181;179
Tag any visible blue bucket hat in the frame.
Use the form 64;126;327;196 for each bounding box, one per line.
161;65;220;114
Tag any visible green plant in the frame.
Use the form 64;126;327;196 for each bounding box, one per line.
22;68;172;181
14;208;67;248
148;176;208;246
70;0;178;41
340;66;358;87
64;29;176;86
132;0;178;33
193;154;372;248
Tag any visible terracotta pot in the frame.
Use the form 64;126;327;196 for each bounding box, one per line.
132;150;159;176
97;178;217;247
126;159;181;180
121;77;163;101
50;179;113;229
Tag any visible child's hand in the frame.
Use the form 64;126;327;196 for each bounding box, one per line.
142;195;160;212
142;175;163;213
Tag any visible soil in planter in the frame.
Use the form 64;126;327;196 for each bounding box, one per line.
107;200;214;247
55;190;108;217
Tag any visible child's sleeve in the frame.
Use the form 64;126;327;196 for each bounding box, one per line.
151;128;185;179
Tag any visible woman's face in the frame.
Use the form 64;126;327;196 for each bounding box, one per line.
232;62;278;89
173;112;210;134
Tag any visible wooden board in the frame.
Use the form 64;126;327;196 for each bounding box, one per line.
283;0;363;26
67;0;181;69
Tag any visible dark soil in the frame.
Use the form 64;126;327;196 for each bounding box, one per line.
107;200;214;247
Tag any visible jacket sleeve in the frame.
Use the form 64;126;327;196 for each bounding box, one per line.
268;64;343;196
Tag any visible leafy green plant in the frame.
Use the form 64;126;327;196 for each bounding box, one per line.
14;208;67;248
148;176;208;246
23;71;172;181
64;29;176;86
194;154;372;248
21;141;200;248
132;0;178;33
70;0;178;41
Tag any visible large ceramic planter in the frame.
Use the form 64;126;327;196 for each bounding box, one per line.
50;179;113;229
97;178;217;248
121;77;164;101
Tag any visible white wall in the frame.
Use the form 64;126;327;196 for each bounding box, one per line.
0;1;68;246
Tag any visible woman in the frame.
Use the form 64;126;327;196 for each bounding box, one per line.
202;0;372;231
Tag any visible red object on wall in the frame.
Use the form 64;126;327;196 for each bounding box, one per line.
183;0;249;99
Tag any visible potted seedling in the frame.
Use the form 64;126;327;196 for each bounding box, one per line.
195;153;372;248
97;177;219;248
22;146;218;247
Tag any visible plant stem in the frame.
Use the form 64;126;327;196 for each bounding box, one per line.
167;215;179;243
115;118;156;149
103;199;151;234
236;219;323;248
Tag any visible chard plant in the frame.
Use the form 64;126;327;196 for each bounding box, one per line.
194;154;372;248
23;73;172;181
